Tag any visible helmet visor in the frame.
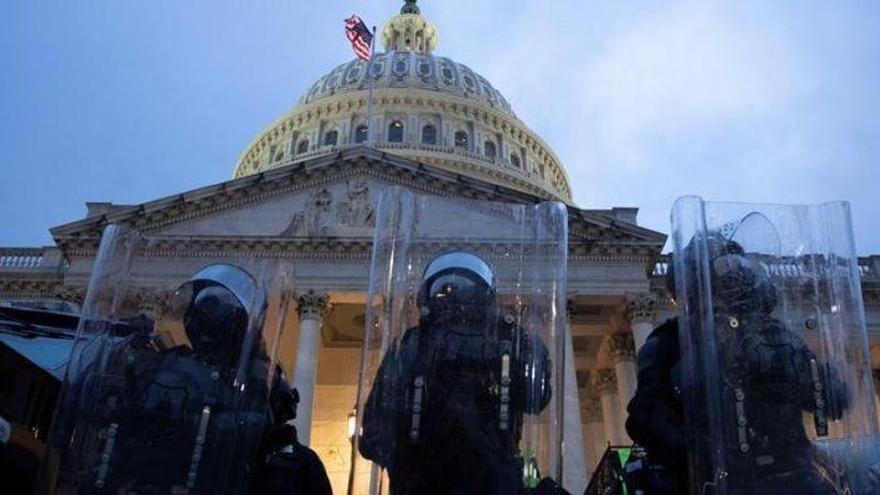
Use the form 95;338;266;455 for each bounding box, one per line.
422;251;495;288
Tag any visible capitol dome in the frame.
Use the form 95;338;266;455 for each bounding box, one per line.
233;0;571;201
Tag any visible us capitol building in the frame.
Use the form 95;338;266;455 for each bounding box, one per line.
2;1;878;492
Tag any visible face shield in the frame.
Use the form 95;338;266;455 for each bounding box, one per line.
167;264;266;363
711;253;777;315
418;251;496;325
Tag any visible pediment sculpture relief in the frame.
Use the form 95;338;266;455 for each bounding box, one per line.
280;179;375;237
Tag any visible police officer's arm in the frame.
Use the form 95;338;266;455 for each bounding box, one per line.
303;448;334;495
359;329;418;466
625;320;686;465
524;331;552;414
358;350;393;465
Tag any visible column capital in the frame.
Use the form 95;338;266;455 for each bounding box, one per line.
605;332;636;362
135;288;170;320
582;396;603;423
592;368;617;395
55;285;85;305
625;292;658;325
296;290;329;321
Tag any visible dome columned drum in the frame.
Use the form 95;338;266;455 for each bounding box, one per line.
233;4;571;202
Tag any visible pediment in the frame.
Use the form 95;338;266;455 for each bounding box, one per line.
50;148;666;259
154;175;380;240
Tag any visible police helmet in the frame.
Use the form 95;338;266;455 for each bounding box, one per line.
417;251;496;321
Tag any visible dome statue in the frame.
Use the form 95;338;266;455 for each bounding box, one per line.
233;0;571;202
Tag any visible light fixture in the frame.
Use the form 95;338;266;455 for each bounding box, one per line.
347;408;357;439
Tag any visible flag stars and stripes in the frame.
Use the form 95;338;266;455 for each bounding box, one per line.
345;15;374;62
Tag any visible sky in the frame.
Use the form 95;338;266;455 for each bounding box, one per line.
1;0;878;253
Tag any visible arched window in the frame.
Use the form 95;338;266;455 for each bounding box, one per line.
422;124;437;145
388;120;404;143
323;130;338;147
355;125;368;144
297;140;309;154
510;152;521;169
454;131;469;150
484;141;496;159
273;146;284;162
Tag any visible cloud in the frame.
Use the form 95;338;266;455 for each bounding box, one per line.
579;2;803;171
434;0;878;252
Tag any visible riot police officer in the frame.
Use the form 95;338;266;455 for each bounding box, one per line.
253;369;333;495
626;232;850;494
359;251;557;495
51;264;274;494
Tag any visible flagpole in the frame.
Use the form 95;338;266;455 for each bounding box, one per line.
366;26;377;148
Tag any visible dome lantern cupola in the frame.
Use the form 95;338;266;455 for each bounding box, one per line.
381;0;438;54
400;0;420;15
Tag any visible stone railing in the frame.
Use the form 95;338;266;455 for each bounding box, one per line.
0;247;64;272
255;142;561;198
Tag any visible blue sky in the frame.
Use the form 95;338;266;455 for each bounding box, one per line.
2;1;878;253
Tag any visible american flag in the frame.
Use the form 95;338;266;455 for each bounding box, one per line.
345;15;373;62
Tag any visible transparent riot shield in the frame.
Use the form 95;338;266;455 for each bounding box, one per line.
671;197;879;495
38;224;296;494
353;188;568;495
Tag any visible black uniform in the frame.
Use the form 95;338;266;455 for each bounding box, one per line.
47;265;274;494
625;319;686;494
360;318;552;494
252;423;332;495
358;251;556;495
627;233;851;494
253;369;333;495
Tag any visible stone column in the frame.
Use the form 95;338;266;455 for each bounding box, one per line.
593;369;625;446
580;373;606;481
606;333;637;428
292;290;329;446
562;302;587;494
625;292;658;353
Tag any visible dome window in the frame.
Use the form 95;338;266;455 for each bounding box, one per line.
511;152;522;169
355;125;368;144
297;140;310;155
454;131;469;150
422;125;437;145
324;130;338;147
388;121;405;143
484;141;496;159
